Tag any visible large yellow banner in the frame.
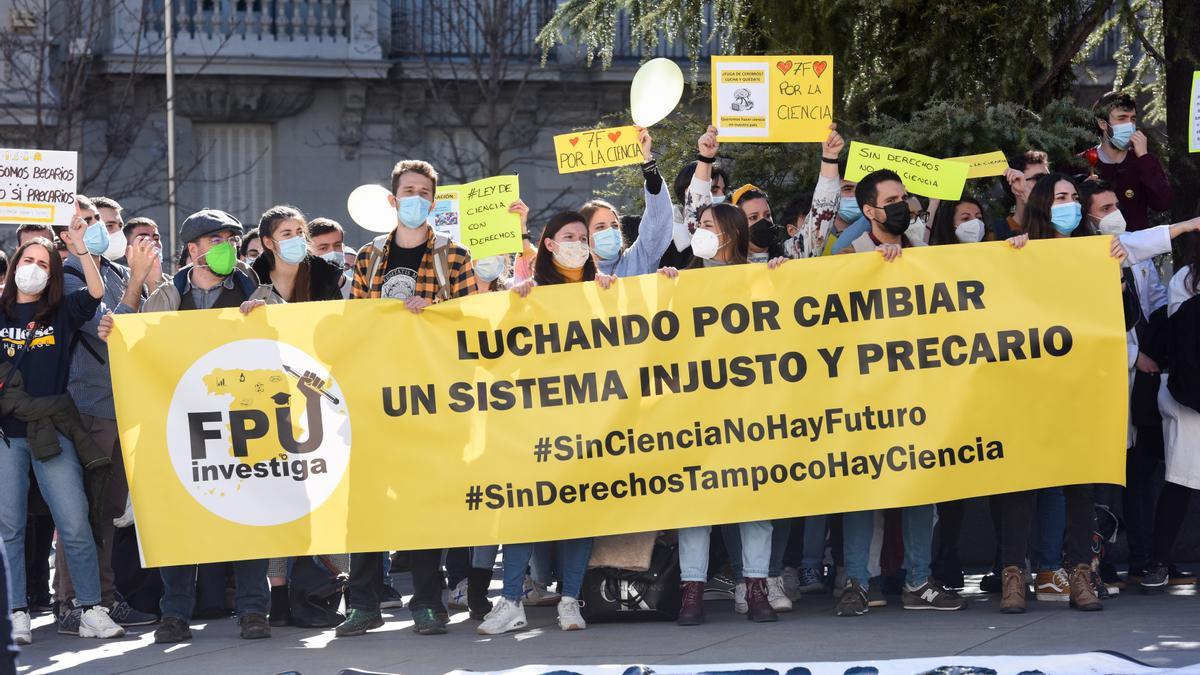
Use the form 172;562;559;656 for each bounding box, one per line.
110;238;1128;567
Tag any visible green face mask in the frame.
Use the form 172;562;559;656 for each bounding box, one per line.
202;241;237;276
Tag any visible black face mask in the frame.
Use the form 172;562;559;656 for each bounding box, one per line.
873;202;911;237
749;218;786;248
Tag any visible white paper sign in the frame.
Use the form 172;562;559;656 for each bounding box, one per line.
0;148;78;226
1189;70;1200;153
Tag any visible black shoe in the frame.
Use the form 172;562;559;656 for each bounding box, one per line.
380;584;405;609
27;591;54;614
154;616;193;644
108;593;158;627
836;579;868;617
1141;563;1169;593
239;612;271;639
269;585;292;627
932;564;965;591
979;572;1001;593
902;580;965;611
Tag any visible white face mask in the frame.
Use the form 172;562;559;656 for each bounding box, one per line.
1096;209;1127;236
551;240;591;269
15;263;49;295
905;216;927;244
954;218;985;244
690;228;721;260
102;229;127;261
474;255;506;282
319;250;345;269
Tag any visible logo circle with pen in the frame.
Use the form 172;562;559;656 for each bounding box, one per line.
166;339;351;526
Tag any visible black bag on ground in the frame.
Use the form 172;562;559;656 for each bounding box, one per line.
580;541;680;623
289;556;347;628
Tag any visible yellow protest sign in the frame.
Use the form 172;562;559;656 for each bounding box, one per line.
431;176;521;259
553;126;643;174
111;238;1126;567
844;141;970;200
711;55;833;143
946;150;1009;179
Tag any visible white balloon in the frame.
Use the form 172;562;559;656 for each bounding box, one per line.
630;58;684;127
346;185;397;233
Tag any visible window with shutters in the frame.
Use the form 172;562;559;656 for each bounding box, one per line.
194;124;273;224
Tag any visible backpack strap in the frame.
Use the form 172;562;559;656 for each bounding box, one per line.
431;234;452;302
364;234;390;297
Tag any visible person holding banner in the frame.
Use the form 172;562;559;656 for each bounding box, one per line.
794;124;852;258
140;209;278;643
666;202;787;625
0;217;126;645
998;172;1128;613
341;159;477;639
250;206;345;306
479;210;614;635
583;127;674;279
833;169;963;617
662;128;730;269
992;151;1050;241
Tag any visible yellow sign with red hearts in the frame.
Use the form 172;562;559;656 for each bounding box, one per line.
552;125;643;174
711;55;834;143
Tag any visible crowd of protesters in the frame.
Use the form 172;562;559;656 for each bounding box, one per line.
2;92;1198;664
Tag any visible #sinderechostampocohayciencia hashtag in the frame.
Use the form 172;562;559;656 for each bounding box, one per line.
464;485;483;511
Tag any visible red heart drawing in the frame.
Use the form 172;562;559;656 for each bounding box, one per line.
569;137;579;146
776;60;793;76
813;60;828;78
607;130;622;143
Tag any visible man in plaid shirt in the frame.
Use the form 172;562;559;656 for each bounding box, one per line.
339;160;476;639
350;159;476;309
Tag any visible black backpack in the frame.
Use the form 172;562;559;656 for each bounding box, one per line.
288;556;347;628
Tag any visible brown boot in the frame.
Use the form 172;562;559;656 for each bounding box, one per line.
1000;565;1026;614
745;578;778;623
1068;564;1102;611
676;581;705;626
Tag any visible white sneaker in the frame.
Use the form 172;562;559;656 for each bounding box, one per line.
556;596;586;631
477;597;526;635
79;606;125;639
780;566;802;601
733;581;748;614
522;575;560;607
12;610;31;645
448;577;469;610
766;576;794;612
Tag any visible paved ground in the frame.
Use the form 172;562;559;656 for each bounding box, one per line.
12;577;1200;675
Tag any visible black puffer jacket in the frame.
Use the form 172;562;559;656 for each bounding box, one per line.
252;253;346;302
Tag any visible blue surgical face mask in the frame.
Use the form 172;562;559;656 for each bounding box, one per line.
1051;201;1082;235
710;194;727;205
277;236;308;264
590;227;623;260
1108;122;1135;150
83;222;110;256
837;196;862;223
397;195;432;229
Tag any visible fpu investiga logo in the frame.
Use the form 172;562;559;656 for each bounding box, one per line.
165;339;351;526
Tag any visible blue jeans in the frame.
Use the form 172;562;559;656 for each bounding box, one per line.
1033;488;1066;572
0;434;101;607
679;521;772;582
843;506;934;587
801;515;827;569
160;559;270;620
769;518;792;577
472;545;499;570
501;539;591;601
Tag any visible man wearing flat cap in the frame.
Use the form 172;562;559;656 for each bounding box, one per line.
140;209;280;644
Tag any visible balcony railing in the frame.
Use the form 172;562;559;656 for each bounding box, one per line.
390;0;557;59
105;0;385;73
